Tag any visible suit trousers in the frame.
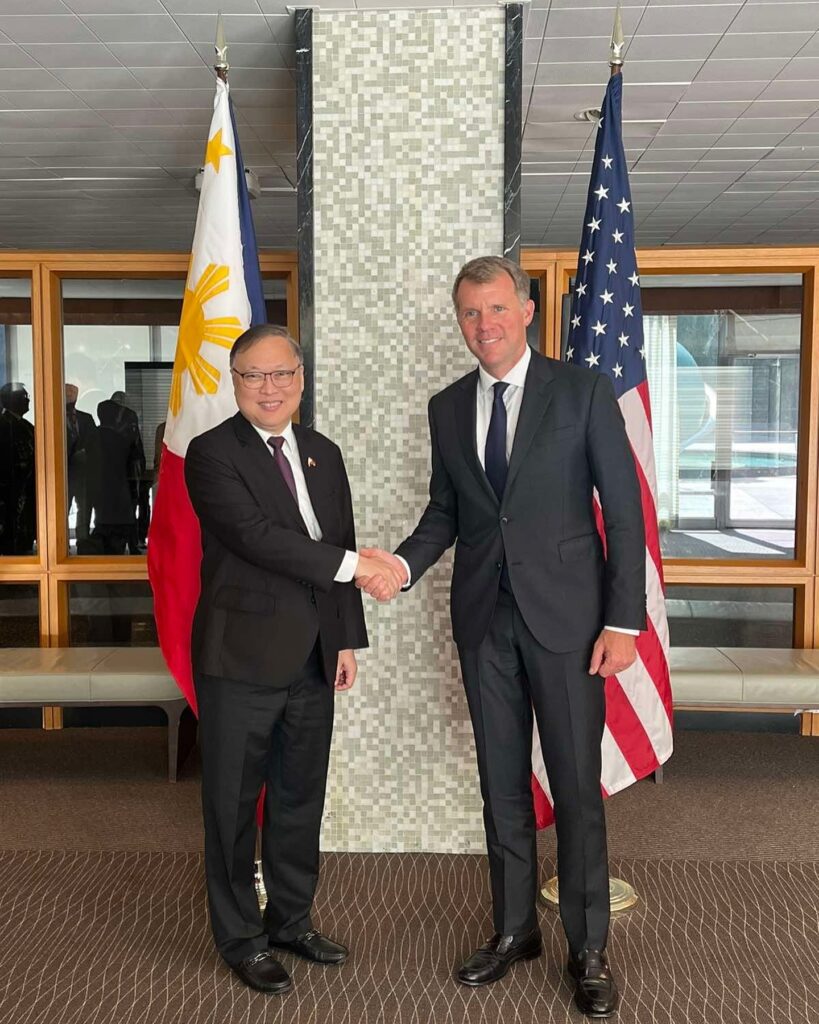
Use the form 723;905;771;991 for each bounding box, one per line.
194;645;334;966
457;589;609;955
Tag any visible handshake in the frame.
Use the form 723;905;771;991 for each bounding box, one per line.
353;548;409;602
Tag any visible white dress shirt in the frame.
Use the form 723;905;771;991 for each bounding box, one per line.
252;421;358;583
400;346;638;636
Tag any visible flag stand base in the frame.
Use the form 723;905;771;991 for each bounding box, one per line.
540;876;638;914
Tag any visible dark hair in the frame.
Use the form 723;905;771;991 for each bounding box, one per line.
452;256;531;308
229;324;302;367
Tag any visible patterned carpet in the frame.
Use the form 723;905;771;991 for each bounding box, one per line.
0;850;815;1024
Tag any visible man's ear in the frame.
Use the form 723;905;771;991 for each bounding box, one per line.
523;298;535;327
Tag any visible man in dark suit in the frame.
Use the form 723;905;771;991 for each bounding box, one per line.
65;383;98;551
185;324;402;994
360;257;645;1017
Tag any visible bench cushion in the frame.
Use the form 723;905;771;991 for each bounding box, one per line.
669;647;743;704
720;647;819;706
89;647;182;702
0;648;114;702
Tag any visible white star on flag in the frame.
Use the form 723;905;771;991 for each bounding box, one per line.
571;314;581;328
594;185;609;201
602;155;613;169
592;320;606;336
612;229;624;243
612;363;623;378
607;260;617;274
585;352;601;367
600;289;614;305
587;217;601;233
582;249;595;265
617;198;631;213
565;346;574;361
576;282;587;296
623;303;634;317
618;332;629;347
639;345;646;359
629;272;639;286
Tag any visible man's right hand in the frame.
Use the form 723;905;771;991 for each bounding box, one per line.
354;548;408;602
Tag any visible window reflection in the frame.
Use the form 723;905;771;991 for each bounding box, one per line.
0;278;36;556
561;273;802;560
62;277;287;555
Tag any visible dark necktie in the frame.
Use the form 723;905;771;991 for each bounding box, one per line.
267;435;298;503
485;381;510;501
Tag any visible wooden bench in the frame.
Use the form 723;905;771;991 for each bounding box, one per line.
0;647;188;781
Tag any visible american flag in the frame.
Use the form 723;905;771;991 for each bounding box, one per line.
531;71;674;828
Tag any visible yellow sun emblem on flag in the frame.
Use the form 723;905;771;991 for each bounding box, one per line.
169;264;244;416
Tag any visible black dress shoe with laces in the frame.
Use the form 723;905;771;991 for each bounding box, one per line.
567;948;619;1017
232;950;292;994
269;929;348;965
456;927;543;987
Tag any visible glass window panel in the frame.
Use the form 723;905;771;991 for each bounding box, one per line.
0;277;37;557
643;274;801;560
0;583;39;646
666;585;794;648
62;278;183;556
68;580;157;646
562;272;802;560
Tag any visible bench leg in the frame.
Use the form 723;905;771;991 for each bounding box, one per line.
159;701;186;782
653;766;664;784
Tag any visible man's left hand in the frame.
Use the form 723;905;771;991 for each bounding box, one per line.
588;630;637;678
335;649;358;691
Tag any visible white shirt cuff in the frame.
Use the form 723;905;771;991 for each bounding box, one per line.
395;554;412;590
605;625;640;636
335;550;359;583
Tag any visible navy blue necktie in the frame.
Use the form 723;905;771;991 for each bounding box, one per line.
485;381;509;501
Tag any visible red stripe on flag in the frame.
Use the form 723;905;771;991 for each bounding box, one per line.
635;378;653;432
636;613;673;725
629;440;665;585
147;447;201;714
532;775;554;830
603;673;661;781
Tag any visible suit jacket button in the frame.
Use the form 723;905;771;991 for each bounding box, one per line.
495;561;503;570
500;515;509;524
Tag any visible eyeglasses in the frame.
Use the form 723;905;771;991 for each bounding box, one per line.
232;365;302;390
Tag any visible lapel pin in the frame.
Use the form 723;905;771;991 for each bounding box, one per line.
307;457;317;468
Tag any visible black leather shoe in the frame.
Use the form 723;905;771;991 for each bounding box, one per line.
269;929;348;965
567;948;619;1017
232;951;292;994
456;928;543;987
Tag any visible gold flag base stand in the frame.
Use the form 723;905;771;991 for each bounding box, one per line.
254;859;268;911
540;876;638;914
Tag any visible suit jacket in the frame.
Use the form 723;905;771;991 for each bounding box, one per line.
185;412;368;687
396;349;646;653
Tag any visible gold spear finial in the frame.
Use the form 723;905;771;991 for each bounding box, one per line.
214;12;229;80
610;2;625;72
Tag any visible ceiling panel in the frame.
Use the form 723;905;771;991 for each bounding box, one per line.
0;0;818;250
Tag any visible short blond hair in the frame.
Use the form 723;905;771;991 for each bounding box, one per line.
452;256;531;308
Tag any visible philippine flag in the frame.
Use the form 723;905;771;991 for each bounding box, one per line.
148;76;265;713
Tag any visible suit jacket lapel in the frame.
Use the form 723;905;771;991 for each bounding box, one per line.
292;423;332;537
454;371;499;506
231;413;309;536
504;353;555;494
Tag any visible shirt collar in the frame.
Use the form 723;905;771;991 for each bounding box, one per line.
478;343;531;394
250;419;296;451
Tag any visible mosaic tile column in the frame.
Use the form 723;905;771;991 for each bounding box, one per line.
301;8;511;853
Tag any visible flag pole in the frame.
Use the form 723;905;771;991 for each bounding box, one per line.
540;1;638;918
213;10;268;913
